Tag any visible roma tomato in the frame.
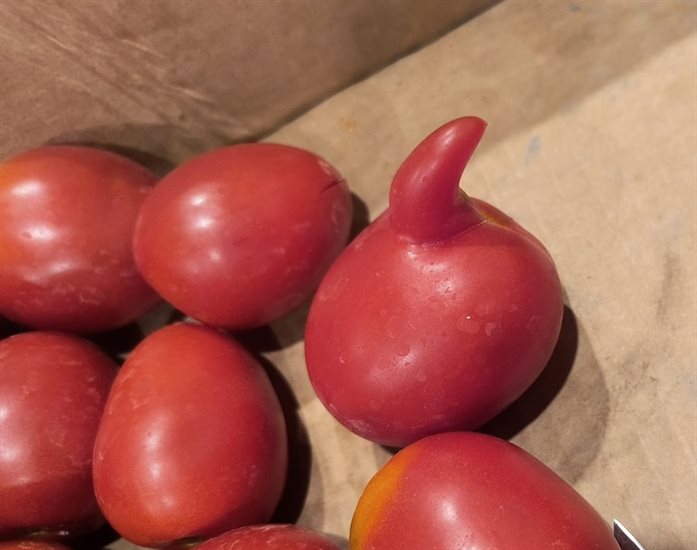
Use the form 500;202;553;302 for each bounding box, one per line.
133;143;352;329
0;542;71;550
306;118;563;447
93;323;288;547
197;525;341;550
0;332;117;538
0;146;160;333
351;432;619;549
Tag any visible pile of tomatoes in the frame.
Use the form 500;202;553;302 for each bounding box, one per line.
0;119;620;549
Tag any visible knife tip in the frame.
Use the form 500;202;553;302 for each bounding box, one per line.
613;519;646;550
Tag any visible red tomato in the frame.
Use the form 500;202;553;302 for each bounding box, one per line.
197;525;341;550
0;542;71;550
306;118;563;447
93;323;288;547
351;432;619;549
133;143;352;329
0;332;117;538
0;146;160;333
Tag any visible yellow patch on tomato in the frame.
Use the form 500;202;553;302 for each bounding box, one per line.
349;447;417;549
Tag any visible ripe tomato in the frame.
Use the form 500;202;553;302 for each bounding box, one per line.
306;118;563;447
0;332;117;538
351;432;619;549
133;143;352;329
196;525;341;550
0;146;160;333
93;323;288;547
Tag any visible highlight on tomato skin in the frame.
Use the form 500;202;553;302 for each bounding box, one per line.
0;332;118;540
350;432;620;550
305;117;564;448
133;142;353;330
0;145;161;333
92;322;288;548
195;524;342;550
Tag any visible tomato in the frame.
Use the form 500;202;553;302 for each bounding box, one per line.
0;332;117;538
196;525;341;550
133;143;352;329
305;118;563;447
351;432;619;549
0;542;71;550
0;146;160;333
93;323;288;547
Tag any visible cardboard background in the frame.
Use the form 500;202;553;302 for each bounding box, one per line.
254;3;697;548
0;0;495;163
1;1;695;549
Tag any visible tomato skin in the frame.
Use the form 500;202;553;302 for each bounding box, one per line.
351;432;619;550
0;146;161;333
0;542;71;550
133;143;352;329
0;332;117;538
305;118;563;447
196;524;341;550
92;323;288;547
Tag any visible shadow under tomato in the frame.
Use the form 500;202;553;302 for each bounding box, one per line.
379;444;401;457
480;304;578;439
71;143;177;178
0;316;140;367
85;303;176;362
0;317;23;339
70;522;121;550
326;533;350;550
233;296;313;353
87;322;145;363
46;123;245;178
0;305;175;362
482;304;611;485
349;192;371;241
233;324;283;353
253;355;313;525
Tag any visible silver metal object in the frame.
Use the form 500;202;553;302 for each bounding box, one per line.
613;520;646;550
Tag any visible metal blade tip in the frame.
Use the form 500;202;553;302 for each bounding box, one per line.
613;519;646;550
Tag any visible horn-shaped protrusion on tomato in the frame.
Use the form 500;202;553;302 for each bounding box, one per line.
389;116;487;243
305;117;564;448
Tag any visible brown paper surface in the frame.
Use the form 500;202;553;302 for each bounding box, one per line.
237;2;697;548
0;0;494;162
1;0;695;549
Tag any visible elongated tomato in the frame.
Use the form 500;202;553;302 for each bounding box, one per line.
351;432;619;549
93;323;287;547
0;332;117;538
133;143;352;329
0;146;160;333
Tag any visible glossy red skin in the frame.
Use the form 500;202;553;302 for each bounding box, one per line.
0;146;161;333
0;542;71;550
351;432;620;549
0;332;117;538
305;118;563;447
196;524;341;550
93;323;288;547
133;143;352;329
